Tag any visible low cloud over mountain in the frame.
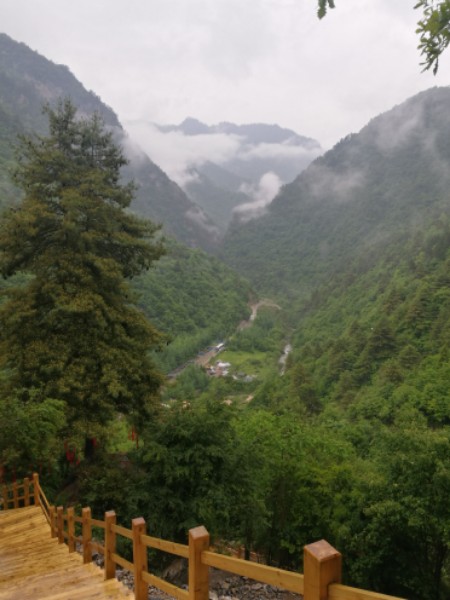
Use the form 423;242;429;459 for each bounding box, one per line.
125;117;322;229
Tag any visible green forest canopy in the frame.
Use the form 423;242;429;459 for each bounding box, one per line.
0;100;164;466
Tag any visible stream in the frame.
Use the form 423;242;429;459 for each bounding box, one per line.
279;343;292;375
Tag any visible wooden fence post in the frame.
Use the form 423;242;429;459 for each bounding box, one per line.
49;506;57;538
82;507;92;563
303;540;342;600
12;481;18;508
104;510;117;580
57;506;64;544
23;477;30;506
33;473;40;507
189;526;210;600
67;507;75;553
132;517;148;600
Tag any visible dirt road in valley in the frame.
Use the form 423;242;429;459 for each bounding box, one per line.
194;346;222;367
237;299;281;331
169;299;282;378
194;300;282;367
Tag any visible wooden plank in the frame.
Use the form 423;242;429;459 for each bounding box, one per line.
0;506;133;599
112;552;134;572
142;571;189;600
23;579;133;600
90;518;106;529
201;550;305;594
0;566;101;597
111;523;133;540
90;541;105;555
329;583;406;600
141;533;189;558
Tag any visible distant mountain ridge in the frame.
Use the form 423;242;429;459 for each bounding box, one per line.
0;33;120;132
0;33;219;251
158;116;320;148
151;117;322;232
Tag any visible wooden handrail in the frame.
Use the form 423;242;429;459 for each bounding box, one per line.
37;484;52;513
111;522;133;540
112;552;134;572
90;517;106;529
90;540;106;554
142;571;189;600
1;474;406;600
329;584;403;600
202;550;304;594
141;533;189;558
0;477;34;510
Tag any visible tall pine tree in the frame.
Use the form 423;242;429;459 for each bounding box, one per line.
0;100;165;460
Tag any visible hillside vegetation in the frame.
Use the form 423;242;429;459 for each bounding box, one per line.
134;239;251;372
0;33;449;600
222;87;450;298
212;87;450;599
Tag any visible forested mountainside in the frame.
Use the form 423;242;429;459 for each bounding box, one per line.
0;33;250;359
0;33;219;250
133;239;251;372
206;89;449;600
222;87;450;298
182;163;250;234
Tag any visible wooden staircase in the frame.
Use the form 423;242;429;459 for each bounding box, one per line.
0;475;407;600
0;505;133;600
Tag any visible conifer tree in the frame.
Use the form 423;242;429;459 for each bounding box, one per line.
0;100;165;447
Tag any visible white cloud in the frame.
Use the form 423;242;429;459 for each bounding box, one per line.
233;172;282;222
1;0;449;152
238;141;321;162
124;121;242;185
373;101;424;153
306;163;366;204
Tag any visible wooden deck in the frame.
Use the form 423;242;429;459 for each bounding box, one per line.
0;505;134;600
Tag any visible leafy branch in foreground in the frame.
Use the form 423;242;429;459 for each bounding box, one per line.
415;0;450;73
317;0;450;74
317;0;335;20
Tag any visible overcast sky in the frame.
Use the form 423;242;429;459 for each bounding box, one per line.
2;0;449;151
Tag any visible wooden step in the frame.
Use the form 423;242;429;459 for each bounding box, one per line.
0;506;133;600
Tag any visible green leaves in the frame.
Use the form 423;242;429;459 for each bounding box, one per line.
138;398;237;541
346;420;450;597
415;0;450;73
0;99;165;451
317;0;336;20
0;392;66;472
317;1;450;74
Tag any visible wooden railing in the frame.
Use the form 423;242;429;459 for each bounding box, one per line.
1;475;37;509
0;475;406;600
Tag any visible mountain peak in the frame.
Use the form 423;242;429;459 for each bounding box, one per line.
179;117;210;135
